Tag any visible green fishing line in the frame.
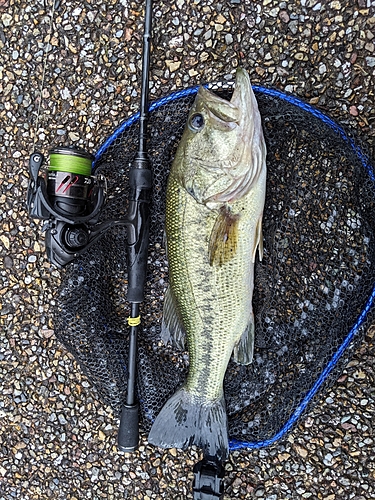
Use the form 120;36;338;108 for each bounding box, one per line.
49;153;92;176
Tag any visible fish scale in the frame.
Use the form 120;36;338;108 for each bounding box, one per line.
166;174;263;401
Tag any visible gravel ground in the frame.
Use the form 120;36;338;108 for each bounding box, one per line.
1;0;375;498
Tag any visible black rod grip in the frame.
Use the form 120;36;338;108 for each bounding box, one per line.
126;166;152;303
118;403;139;452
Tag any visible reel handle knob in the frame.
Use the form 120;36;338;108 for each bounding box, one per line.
29;152;44;184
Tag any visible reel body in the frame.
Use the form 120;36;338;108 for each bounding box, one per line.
27;146;114;267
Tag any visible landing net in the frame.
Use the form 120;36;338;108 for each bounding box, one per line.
54;85;375;448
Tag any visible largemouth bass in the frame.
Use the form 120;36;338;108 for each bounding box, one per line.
148;68;267;460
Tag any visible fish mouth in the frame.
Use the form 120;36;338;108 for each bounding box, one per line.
205;68;265;203
197;68;252;121
230;68;253;108
197;86;241;125
182;68;266;206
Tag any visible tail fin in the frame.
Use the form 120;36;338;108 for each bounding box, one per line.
148;387;229;461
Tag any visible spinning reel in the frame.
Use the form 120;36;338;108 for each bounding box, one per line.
27;146;109;267
27;145;151;277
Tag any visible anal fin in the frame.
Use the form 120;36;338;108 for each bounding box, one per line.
232;313;255;365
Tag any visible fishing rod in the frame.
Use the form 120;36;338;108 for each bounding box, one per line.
26;0;153;451
117;0;153;452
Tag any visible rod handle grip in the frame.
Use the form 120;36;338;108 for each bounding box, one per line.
117;403;139;452
126;167;152;303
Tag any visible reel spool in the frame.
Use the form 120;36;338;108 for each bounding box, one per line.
47;147;95;217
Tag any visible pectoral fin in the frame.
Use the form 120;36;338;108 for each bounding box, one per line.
232;313;255;365
252;214;263;263
161;286;186;350
209;207;240;267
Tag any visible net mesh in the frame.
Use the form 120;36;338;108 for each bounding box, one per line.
53;86;375;446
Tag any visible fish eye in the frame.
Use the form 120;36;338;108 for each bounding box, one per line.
189;113;205;132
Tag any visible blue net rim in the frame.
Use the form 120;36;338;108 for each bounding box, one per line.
94;85;375;451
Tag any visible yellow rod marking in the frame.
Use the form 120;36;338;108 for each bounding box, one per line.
128;316;141;327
